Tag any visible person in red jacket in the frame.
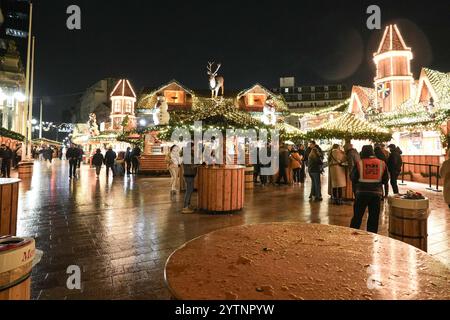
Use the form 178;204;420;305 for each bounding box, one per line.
350;145;389;233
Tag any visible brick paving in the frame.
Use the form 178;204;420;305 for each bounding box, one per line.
12;161;450;300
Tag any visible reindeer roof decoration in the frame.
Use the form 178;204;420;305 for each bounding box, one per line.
207;62;224;99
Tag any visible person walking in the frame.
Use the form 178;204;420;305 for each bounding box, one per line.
328;144;347;205
66;144;80;179
45;147;54;163
290;148;303;184
308;147;323;201
92;149;104;178
276;144;290;185
167;145;181;196
131;146;141;174
374;145;389;198
0;144;13;178
182;143;198;213
125;147;132;175
77;146;84;168
105;146;117;178
387;144;403;195
350;145;389;234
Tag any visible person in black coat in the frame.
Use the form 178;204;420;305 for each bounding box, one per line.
105;147;117;177
92;149;104;177
276;144;290;185
125;147;132;175
66;144;81;179
131;146;141;174
387;144;403;194
0;144;13;178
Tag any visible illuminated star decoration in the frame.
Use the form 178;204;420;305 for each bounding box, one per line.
377;83;390;99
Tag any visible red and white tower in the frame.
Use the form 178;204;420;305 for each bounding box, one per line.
110;79;137;131
373;24;414;112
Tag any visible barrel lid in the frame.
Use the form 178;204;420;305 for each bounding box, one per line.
0;178;21;185
388;196;430;210
0;236;33;252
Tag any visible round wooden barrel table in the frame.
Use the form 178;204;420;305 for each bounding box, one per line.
388;196;430;252
17;161;34;179
0;236;35;300
197;165;245;213
165;223;450;300
0;178;21;236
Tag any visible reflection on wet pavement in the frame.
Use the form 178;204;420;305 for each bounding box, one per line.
13;161;450;300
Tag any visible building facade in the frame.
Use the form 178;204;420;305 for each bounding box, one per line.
272;77;350;111
0;0;30;61
71;78;119;123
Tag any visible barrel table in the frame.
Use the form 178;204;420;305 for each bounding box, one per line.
197;165;245;213
388;196;430;252
165;223;450;300
17;161;34;179
244;166;254;190
0;178;20;236
0;236;35;300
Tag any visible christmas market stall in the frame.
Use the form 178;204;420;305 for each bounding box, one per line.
71;79;139;164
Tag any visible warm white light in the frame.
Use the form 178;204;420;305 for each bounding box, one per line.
0;89;7;102
14;92;26;102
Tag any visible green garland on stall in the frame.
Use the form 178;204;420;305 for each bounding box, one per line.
305;128;392;143
0;127;25;141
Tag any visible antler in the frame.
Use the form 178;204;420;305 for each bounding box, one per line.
213;63;221;75
207;61;214;73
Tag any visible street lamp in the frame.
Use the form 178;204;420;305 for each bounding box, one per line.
31;119;38;125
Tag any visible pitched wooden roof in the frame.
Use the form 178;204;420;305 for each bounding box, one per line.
111;79;137;98
376;24;410;55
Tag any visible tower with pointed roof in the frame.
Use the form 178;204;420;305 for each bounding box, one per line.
110;79;137;131
373;24;414;112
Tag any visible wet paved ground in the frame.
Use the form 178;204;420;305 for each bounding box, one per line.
12;160;450;300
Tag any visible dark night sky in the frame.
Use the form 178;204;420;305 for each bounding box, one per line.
32;0;450;121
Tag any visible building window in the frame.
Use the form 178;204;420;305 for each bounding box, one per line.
338;92;343;98
311;86;315;92
311;93;315;100
337;85;342;91
164;90;185;104
125;100;132;113
298;94;302;100
114;100;121;113
284;88;289;94
324;86;329;91
297;87;302;93
324;93;329;99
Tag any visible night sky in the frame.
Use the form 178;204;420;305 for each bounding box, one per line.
33;0;450;121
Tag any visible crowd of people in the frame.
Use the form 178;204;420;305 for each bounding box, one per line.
73;145;142;180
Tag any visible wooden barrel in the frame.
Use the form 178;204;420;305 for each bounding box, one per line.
197;165;245;213
388;197;429;252
244;166;254;190
18;161;34;179
0;179;21;236
0;237;35;300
